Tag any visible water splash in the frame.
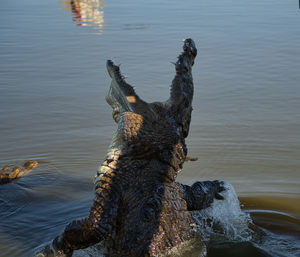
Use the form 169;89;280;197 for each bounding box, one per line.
192;182;253;242
73;242;104;257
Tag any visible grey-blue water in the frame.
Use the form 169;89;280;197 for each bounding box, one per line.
0;0;299;256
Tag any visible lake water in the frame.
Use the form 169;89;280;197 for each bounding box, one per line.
0;0;299;256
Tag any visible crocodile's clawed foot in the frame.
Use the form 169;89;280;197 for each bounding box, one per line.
212;180;226;200
192;180;226;203
184;180;227;211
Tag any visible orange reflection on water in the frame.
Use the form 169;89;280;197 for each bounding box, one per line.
59;0;105;31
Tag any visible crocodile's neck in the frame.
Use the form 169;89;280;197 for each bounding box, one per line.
95;146;122;182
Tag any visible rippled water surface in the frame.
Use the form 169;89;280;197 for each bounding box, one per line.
0;0;300;256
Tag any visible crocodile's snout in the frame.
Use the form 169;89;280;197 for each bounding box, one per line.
183;38;197;57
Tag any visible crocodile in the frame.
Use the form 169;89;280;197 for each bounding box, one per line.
0;160;38;185
35;38;225;257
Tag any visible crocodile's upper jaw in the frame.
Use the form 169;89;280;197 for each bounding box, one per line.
106;60;154;124
105;38;197;142
105;67;132;123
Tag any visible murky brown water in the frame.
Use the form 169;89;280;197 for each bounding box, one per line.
0;0;299;256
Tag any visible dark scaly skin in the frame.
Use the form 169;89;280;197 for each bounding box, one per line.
0;160;38;185
35;39;225;257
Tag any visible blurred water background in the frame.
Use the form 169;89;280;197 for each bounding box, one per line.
0;0;299;256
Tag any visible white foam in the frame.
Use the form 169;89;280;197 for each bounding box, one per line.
73;242;104;257
192;182;253;242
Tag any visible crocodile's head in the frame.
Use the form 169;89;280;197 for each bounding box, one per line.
105;39;197;175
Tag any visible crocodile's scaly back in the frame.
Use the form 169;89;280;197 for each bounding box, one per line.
90;39;198;256
35;39;225;257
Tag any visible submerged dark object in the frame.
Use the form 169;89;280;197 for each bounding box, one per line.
35;39;225;257
0;160;38;184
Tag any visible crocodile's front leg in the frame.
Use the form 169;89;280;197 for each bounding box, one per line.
34;217;98;257
35;188;120;257
51;217;95;257
182;180;225;211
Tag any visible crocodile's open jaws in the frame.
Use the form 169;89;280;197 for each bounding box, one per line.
34;39;225;257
